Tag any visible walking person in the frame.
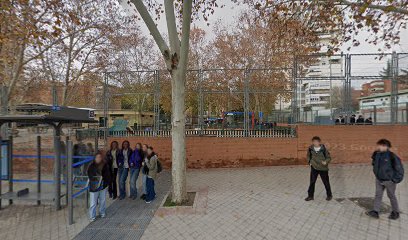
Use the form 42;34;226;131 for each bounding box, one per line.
118;140;132;200
143;146;158;203
140;144;149;200
87;152;111;221
305;136;333;201
366;139;404;220
105;141;120;199
129;143;143;200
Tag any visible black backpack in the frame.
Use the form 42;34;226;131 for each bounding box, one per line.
156;158;163;173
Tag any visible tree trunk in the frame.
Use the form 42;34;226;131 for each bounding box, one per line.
62;34;74;106
171;67;187;203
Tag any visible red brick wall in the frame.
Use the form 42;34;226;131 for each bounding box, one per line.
110;125;408;169
109;137;299;168
11;125;408;173
297;125;408;164
13;149;55;174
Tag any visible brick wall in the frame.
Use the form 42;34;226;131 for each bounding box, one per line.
297;125;408;164
109;125;408;169
13;149;55;174
12;125;408;173
109;137;299;169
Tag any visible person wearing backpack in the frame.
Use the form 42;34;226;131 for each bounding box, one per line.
87;152;111;221
366;139;404;220
143;146;158;203
305;136;333;201
129;143;143;200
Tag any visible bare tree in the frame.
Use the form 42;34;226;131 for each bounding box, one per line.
124;0;222;203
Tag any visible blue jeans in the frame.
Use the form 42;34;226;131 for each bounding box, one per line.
118;168;129;198
129;168;140;198
146;177;156;202
89;188;107;219
142;174;147;195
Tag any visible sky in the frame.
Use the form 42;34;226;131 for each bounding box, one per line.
122;0;408;52
121;0;408;77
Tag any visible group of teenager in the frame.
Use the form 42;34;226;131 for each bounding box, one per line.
86;141;159;221
306;136;404;220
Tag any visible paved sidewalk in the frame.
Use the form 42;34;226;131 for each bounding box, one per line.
142;164;408;240
0;175;96;240
1;164;407;240
74;172;171;240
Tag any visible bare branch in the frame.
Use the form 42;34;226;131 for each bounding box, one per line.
164;0;180;56
128;0;171;62
337;0;408;15
178;0;193;74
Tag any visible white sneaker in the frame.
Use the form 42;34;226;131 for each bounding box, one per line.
101;214;106;218
90;218;96;222
145;201;151;204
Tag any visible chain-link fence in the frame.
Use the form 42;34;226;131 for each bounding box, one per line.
293;52;408;125
1;52;408;142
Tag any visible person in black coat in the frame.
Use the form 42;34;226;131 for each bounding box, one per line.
356;115;365;124
87;152;111;221
105;141;120;199
365;117;373;125
366;139;404;220
349;114;356;125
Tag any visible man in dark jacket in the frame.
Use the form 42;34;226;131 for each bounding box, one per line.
366;139;404;220
305;136;333;201
87;153;111;221
356;115;365;124
349;114;356;124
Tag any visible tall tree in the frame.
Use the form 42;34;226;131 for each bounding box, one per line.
125;0;220;203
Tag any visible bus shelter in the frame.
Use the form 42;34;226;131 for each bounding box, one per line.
0;104;97;210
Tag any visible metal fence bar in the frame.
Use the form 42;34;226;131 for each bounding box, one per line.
105;128;296;138
8;136;13;205
391;51;399;124
37;136;41;206
67;140;73;225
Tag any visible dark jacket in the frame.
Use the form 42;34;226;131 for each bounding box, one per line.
307;144;331;171
356;117;365;124
118;148;133;168
372;151;404;183
129;149;143;168
141;151;148;174
105;149;121;170
87;162;111;192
